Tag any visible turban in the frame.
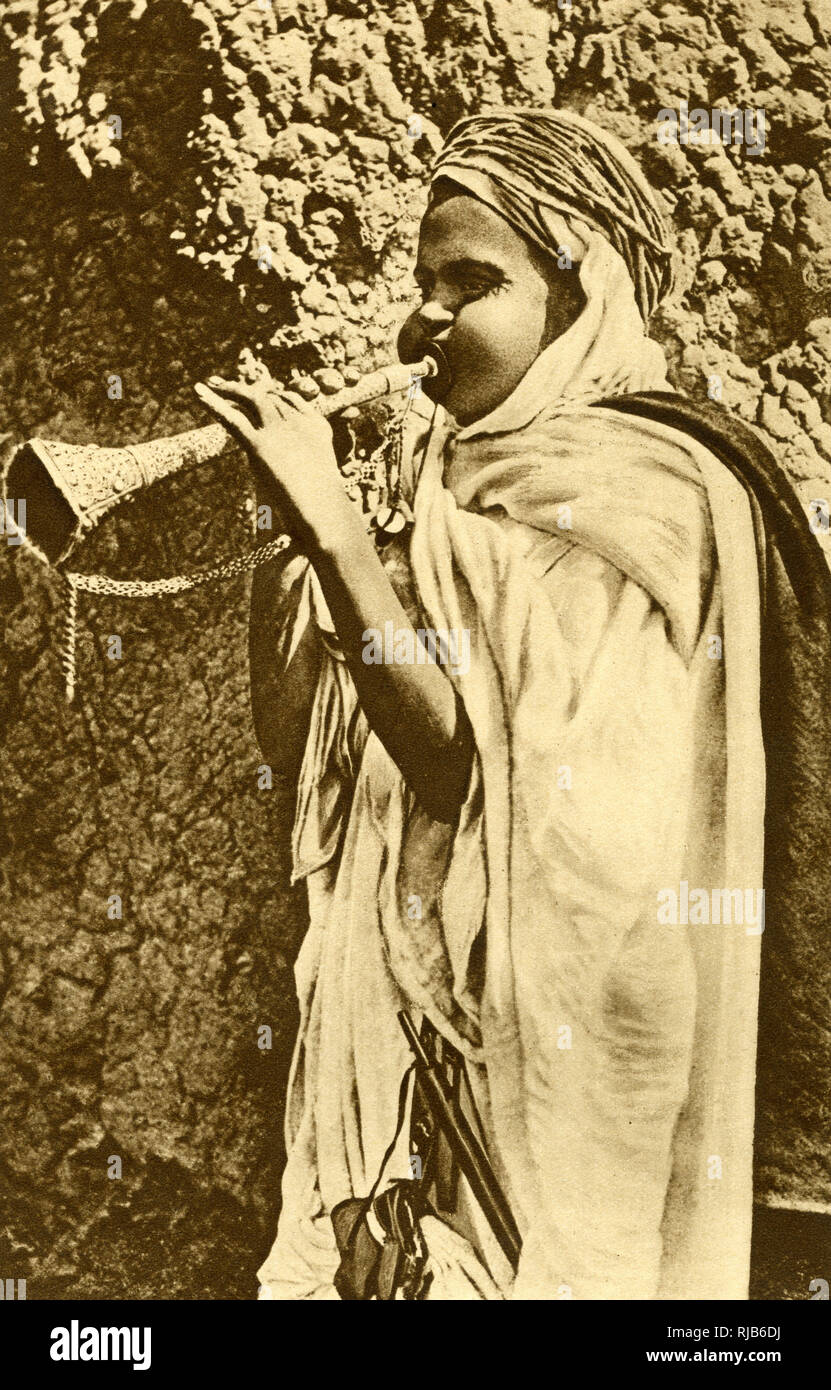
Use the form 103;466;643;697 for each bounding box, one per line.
428;108;674;322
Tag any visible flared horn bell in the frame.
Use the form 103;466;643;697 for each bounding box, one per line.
2;347;451;567
3;425;231;565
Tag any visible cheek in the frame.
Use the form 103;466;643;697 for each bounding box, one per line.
455;292;548;371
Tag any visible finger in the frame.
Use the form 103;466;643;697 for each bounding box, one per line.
205;372;262;391
201;378;270;430
194;383;256;445
205;375;271;409
273;389;320;417
270;392;334;441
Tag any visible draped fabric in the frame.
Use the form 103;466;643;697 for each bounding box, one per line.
255;212;770;1299
597;390;831;1217
429;109;674;321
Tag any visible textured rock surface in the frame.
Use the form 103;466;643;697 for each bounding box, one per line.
1;0;829;1299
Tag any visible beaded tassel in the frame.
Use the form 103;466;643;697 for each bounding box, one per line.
368;398;413;546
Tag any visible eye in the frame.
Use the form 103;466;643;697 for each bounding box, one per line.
412;270;506;304
456;274;504;299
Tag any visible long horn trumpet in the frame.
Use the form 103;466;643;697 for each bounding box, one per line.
3;349;448;566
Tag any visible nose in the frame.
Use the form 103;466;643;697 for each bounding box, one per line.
417;297;454;337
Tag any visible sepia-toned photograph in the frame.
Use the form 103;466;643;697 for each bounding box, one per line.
1;0;829;1342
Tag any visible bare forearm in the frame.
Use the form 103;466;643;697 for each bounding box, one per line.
308;496;474;822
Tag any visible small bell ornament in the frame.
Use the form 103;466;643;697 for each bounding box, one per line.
369;503;411;547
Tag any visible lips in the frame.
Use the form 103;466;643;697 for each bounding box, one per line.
420;340;452;397
396;314;456;402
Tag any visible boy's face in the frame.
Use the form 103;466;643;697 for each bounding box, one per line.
403;186;585;426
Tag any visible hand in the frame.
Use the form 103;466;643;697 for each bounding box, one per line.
193;373;345;547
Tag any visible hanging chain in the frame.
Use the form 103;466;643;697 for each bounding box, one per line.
61;572;79;705
58;534;294;703
63;532;293;598
56;399;416;702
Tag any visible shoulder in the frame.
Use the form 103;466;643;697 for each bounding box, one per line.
591;389;783;501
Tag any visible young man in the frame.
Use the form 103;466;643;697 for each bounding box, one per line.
196;109;831;1300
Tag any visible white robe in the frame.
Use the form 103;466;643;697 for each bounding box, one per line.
257;229;766;1300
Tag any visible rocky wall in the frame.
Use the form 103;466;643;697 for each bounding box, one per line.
1;0;829;1299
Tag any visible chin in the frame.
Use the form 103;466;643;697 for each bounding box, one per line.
444;388;489;426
